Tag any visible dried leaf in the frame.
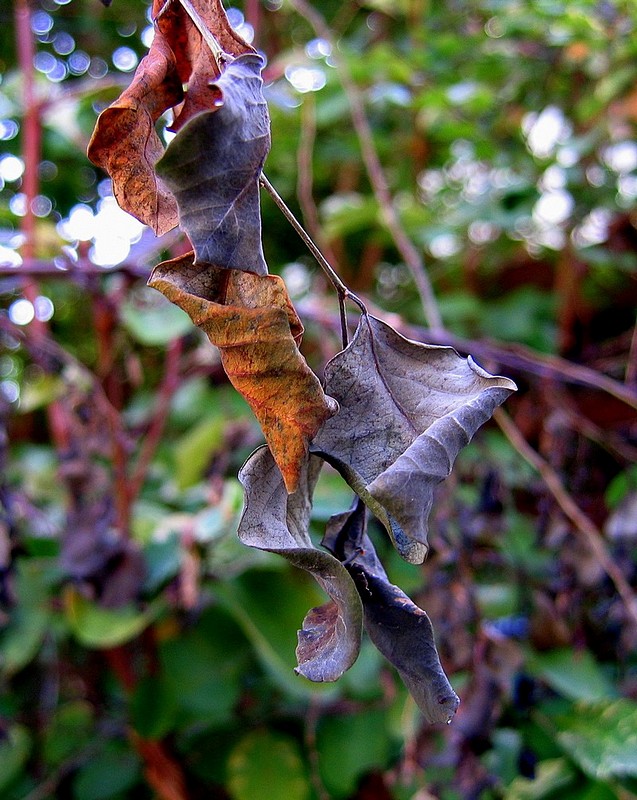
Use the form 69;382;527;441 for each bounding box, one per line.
154;0;254;130
314;315;517;563
156;53;271;274
87;31;182;235
88;0;255;234
323;499;460;724
238;447;362;681
149;253;337;492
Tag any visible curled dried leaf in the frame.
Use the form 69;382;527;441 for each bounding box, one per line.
238;447;362;681
314;315;517;563
87;31;182;235
149;253;337;492
157;53;271;274
323;499;460;724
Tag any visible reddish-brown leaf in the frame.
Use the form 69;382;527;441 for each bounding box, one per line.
88;0;255;233
153;0;255;130
148;253;337;492
87;31;182;235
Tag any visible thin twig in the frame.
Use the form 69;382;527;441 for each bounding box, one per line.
260;173;366;347
297;93;341;270
0;259;150;279
128;338;183;502
286;0;444;333
494;408;637;628
626;315;637;385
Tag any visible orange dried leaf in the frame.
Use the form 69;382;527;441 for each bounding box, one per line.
148;253;337;492
87;32;182;235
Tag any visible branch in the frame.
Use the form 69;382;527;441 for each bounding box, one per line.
128;338;183;502
286;0;444;333
494;408;637;628
260;173;366;347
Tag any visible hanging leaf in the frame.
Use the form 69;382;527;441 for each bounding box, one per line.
154;0;255;129
237;447;362;682
88;0;255;235
87;31;182;235
323;499;460;724
314;315;517;563
149;253;337;492
157;53;271;274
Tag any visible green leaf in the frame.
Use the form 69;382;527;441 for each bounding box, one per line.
529;649;616;702
317;709;392;798
505;758;576;800
157;606;249;727
0;725;31;794
64;588;160;648
214;569;337;699
174;413;225;490
43;702;94;767
556;700;637;780
130;675;178;739
227;730;310;800
120;290;192;345
73;741;141;800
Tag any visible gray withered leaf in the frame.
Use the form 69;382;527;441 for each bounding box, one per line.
313;315;517;564
237;446;363;682
323;499;460;725
156;53;270;275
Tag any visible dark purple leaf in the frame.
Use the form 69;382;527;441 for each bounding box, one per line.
157;53;270;274
314;315;517;563
238;447;362;681
323;500;460;724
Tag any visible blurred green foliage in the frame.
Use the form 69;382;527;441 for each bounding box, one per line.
1;0;637;798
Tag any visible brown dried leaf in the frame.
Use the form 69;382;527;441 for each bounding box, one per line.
238;447;362;681
88;0;255;234
153;0;255;130
148;253;337;492
87;31;182;235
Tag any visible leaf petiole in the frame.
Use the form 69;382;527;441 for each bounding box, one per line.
176;0;233;70
259;173;366;348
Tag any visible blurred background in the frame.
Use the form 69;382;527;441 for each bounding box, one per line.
1;0;637;798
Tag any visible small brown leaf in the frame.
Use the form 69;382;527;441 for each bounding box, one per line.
149;253;337;492
87;31;182;235
88;0;256;234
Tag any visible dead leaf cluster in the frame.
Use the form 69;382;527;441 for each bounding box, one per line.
88;0;516;722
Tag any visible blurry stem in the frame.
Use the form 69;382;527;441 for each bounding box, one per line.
286;0;444;334
626;316;637;385
297;94;341;271
15;0;70;452
129;338;183;503
494;408;637;628
260;173;366;347
245;0;261;43
305;699;329;800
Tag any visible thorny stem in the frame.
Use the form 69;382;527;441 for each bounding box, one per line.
494;408;637;628
286;0;445;334
260;173;365;348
